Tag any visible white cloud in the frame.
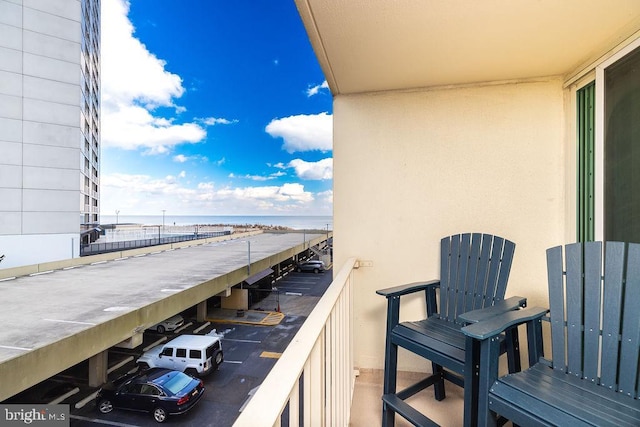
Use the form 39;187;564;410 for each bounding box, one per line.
101;0;206;153
102;104;205;154
197;117;239;126
173;154;210;163
101;172;329;215
307;80;329;97
288;158;333;180
229;170;288;181
265;112;332;153
242;175;271;182
316;189;333;205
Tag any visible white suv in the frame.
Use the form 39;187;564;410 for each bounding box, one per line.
137;335;223;377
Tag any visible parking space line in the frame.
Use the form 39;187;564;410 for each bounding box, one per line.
107;356;133;374
74;391;99;409
174;322;193;334
43;319;96;326
260;351;282;359
143;337;167;352
224;360;243;364
70;415;140;427
193;321;210;333
223;338;261;343
48;387;79;404
0;345;32;351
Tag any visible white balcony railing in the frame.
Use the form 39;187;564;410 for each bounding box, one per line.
234;258;357;427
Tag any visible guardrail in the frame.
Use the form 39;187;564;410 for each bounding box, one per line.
80;232;231;256
233;257;357;427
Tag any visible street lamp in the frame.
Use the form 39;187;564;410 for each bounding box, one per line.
115;210;120;225
247;240;251;275
162;210;166;231
325;223;332;258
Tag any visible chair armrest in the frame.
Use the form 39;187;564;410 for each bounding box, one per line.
376;280;440;298
461;306;548;340
458;296;527;323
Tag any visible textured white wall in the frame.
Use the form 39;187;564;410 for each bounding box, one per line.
333;79;567;371
0;0;83;266
0;234;80;269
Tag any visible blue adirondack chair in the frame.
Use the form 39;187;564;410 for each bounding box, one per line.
464;241;640;426
377;233;525;427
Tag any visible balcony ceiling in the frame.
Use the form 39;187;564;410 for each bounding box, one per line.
295;0;640;95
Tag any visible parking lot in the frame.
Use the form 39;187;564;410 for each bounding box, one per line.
6;267;332;427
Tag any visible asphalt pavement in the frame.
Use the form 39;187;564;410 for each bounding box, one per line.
64;267;333;427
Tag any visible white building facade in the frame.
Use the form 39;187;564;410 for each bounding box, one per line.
0;0;100;269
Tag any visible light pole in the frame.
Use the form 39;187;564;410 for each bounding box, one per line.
115;210;120;225
326;224;331;258
247;240;251;275
162;209;166;232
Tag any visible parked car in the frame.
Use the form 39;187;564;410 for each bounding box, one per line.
96;368;204;423
148;314;184;334
137;334;223;377
296;260;325;273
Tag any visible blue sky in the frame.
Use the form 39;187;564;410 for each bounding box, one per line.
100;0;332;216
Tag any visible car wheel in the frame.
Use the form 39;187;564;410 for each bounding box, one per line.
97;399;113;414
297;267;302;272
313;268;319;274
215;351;224;369
153;407;167;423
138;362;150;371
185;368;198;377
156;325;165;334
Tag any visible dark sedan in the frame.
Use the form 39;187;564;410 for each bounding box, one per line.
96;368;204;423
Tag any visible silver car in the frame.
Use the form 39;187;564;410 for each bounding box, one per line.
149;314;184;334
296;260;325;274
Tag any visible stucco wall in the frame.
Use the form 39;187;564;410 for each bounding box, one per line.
333;79;566;371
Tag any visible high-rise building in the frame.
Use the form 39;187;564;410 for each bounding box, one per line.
0;0;100;269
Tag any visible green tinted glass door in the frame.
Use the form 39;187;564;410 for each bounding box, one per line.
605;47;640;242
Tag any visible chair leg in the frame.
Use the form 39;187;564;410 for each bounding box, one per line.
505;328;521;373
464;337;480;427
432;362;446;401
382;400;395;427
382;340;398;427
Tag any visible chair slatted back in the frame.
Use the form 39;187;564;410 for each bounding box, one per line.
546;241;640;398
439;233;515;323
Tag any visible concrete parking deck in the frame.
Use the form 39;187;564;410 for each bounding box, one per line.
0;231;327;402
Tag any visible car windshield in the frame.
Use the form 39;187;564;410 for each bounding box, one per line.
162;372;192;394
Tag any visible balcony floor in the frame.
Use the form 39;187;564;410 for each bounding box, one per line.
350;369;464;426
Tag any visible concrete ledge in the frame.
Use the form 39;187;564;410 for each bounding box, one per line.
0;230;264;280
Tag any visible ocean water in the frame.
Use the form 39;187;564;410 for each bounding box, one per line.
100;215;333;231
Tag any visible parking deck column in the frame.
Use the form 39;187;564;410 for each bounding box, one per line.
196;301;207;322
88;350;108;387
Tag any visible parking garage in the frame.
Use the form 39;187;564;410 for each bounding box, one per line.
0;231;329;402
